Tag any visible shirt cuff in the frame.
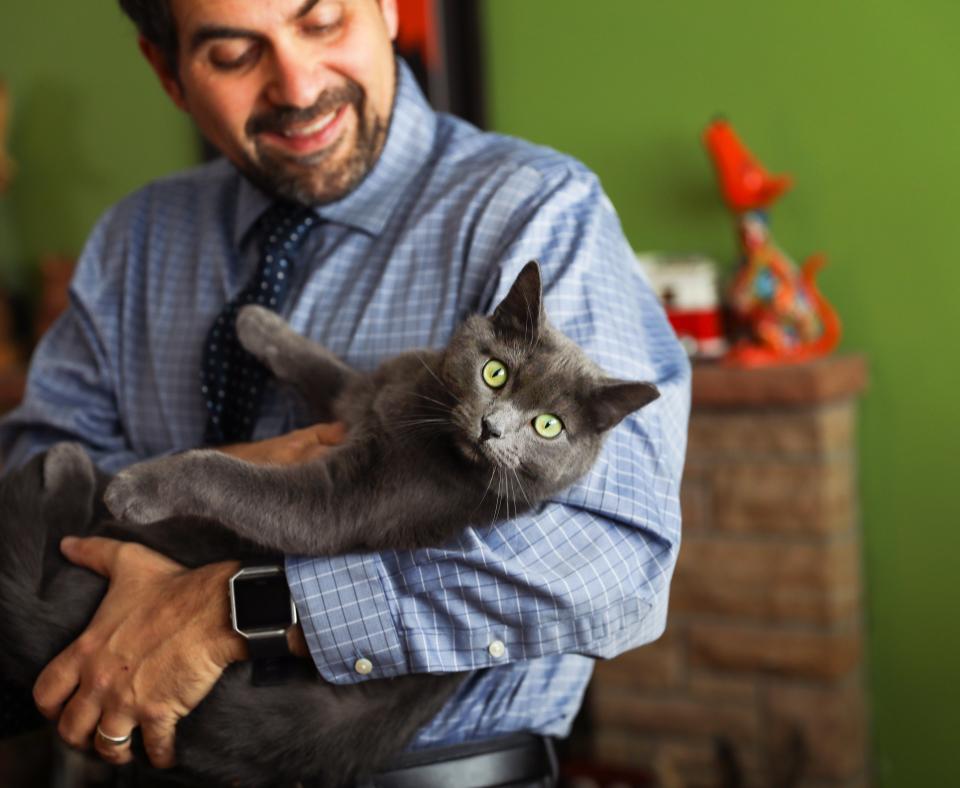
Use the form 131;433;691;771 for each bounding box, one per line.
285;552;407;684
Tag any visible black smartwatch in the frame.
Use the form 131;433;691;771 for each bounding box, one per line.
228;565;298;663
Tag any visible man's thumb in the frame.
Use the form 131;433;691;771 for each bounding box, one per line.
60;536;113;576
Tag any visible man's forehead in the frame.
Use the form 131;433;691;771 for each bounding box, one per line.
171;0;343;35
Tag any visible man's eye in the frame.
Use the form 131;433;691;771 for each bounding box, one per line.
304;4;345;36
209;44;259;71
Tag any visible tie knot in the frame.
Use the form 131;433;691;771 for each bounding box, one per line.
259;202;317;256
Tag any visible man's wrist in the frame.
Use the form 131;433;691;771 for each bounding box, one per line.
200;560;249;665
287;624;309;658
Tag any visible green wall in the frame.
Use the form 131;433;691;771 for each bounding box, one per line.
483;0;957;784
0;1;197;290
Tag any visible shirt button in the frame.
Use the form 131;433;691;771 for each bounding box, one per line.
488;640;506;659
354;658;373;675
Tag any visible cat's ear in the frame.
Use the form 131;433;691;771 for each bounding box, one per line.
492;261;544;342
586;379;660;433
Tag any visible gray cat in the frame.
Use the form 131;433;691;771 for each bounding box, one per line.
0;262;659;786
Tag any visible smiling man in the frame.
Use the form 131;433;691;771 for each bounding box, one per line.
0;1;690;786
157;0;397;204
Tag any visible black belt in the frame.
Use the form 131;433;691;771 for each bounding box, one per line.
355;733;557;788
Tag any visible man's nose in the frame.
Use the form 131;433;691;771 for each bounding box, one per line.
265;45;321;109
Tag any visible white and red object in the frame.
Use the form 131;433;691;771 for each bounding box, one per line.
637;254;726;359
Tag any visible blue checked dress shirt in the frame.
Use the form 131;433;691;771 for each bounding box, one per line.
0;60;690;749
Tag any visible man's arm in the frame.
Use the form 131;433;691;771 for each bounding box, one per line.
0;208;338;768
287;163;690;685
0;210;141;473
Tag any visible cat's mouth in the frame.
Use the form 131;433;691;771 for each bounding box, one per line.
453;435;489;466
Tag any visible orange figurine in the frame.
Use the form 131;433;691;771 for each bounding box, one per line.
703;119;840;366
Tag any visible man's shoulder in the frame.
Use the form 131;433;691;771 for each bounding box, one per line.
101;158;239;228
76;158;240;285
431;114;598;193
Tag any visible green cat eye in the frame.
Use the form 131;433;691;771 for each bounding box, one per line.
482;359;508;389
533;413;564;439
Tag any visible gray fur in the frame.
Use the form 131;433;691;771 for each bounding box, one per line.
0;262;659;787
0;447;458;788
104;262;660;554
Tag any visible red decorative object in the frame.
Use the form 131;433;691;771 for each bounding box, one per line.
703;119;841;367
703;118;791;213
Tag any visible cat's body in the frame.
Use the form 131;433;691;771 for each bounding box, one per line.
0;447;460;787
0;262;659;786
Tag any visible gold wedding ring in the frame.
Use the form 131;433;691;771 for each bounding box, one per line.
96;724;133;746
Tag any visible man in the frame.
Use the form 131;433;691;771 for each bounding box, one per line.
0;0;690;785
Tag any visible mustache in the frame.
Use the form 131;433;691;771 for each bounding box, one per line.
246;82;363;136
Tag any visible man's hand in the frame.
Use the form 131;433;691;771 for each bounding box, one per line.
218;421;346;465
33;537;246;768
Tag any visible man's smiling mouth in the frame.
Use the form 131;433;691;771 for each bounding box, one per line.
281;108;339;138
256;103;350;157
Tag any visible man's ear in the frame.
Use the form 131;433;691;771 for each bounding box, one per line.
138;36;188;112
379;0;400;41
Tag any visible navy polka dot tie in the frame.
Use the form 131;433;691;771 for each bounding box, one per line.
202;202;317;445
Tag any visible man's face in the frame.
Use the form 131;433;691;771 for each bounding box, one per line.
152;0;399;205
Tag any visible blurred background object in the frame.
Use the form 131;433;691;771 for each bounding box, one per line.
703;118;841;367
0;79;16;193
0;76;25;413
637;253;726;360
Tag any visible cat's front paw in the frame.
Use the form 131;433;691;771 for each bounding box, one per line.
104;461;177;524
236;304;286;361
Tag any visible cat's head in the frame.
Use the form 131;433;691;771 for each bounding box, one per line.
439;261;659;498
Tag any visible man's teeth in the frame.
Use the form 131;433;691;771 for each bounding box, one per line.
282;110;338;138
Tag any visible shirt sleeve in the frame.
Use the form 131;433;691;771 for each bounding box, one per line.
288;162;691;684
0;209;141;474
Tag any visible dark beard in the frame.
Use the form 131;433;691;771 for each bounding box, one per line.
240;80;389;206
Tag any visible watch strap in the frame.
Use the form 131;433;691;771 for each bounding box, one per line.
251;655;297;687
246;632;293;661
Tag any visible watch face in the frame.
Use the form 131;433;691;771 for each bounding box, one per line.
233;571;295;632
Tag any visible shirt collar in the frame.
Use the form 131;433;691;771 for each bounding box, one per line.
232;58;437;247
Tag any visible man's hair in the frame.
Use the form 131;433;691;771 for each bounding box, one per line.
117;0;179;71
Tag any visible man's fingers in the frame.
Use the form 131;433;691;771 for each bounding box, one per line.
34;647;83;720
93;712;138;765
60;536;124;577
55;692;101;750
141;713;178;769
293;422;346;462
307;421;346;445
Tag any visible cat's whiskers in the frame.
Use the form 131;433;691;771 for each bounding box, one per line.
510;466;533;511
392;417;452;439
493;467;506;524
473;465;498;520
409;391;454;412
414;353;459;402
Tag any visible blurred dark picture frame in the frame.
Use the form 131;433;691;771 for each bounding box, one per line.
395;0;486;128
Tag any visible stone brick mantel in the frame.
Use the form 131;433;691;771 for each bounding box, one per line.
691;355;868;409
589;354;870;788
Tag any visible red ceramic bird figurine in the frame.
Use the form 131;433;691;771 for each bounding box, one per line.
702;118;840;366
703;118;792;213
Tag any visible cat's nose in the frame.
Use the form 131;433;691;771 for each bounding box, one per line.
480;417;503;442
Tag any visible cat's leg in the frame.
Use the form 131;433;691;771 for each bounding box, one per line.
103;449;362;555
236;305;356;419
93;518;273;569
103;437;466;556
